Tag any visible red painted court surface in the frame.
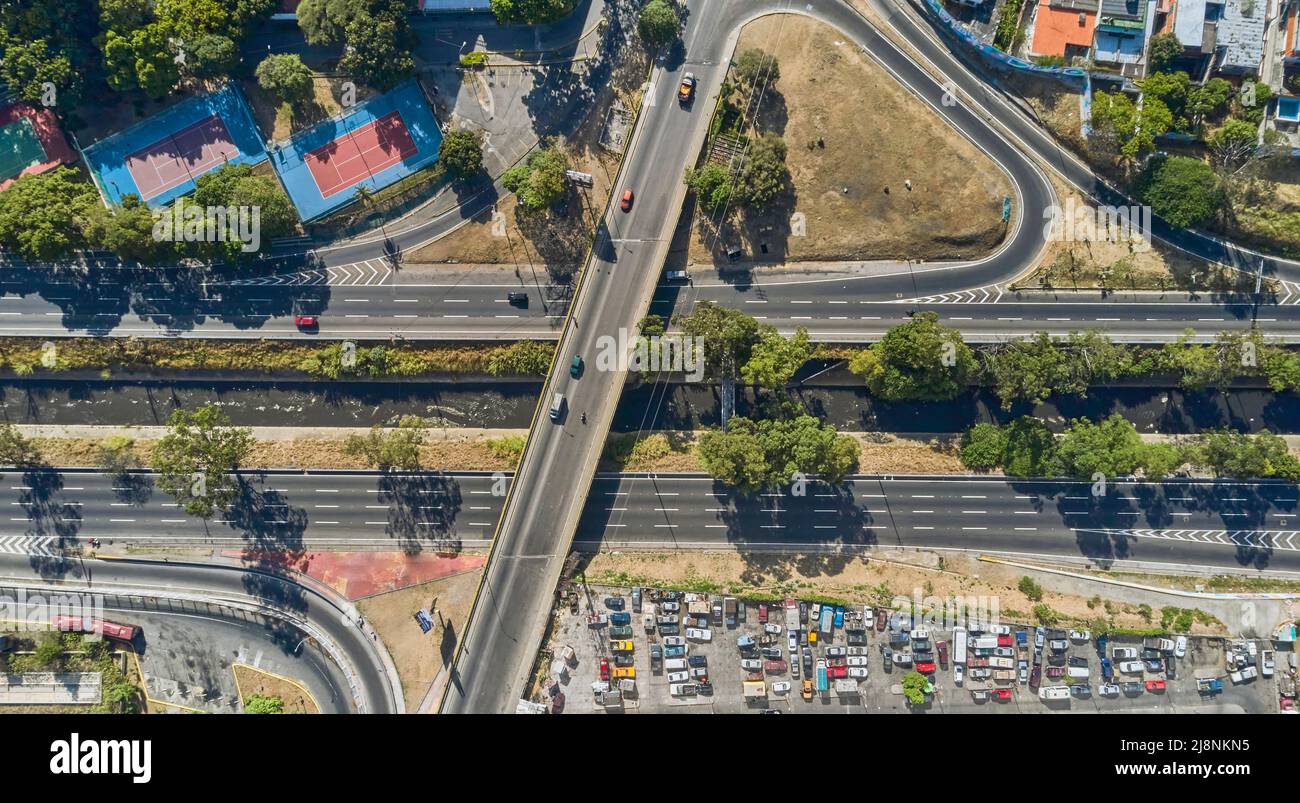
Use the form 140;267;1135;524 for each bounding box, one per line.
305;110;417;198
229;549;486;600
125;114;239;201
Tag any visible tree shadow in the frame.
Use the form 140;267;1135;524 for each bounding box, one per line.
376;471;465;554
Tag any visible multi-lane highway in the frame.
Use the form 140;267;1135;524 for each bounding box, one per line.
3;470;1299;574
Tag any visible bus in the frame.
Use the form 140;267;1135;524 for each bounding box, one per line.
52;615;140;643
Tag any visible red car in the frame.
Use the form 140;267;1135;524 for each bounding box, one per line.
1046;666;1066;678
916;661;937;674
991;688;1012;702
620;188;634;211
827;664;848;679
937;640;949;668
292;299;319;330
1145;679;1166;692
758;603;768;624
997;634;1014;647
599;657;610;681
875;608;887;631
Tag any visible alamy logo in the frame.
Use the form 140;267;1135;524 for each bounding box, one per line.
1042;198;1151;251
152;197;261;252
594;328;706;382
50;733;151;784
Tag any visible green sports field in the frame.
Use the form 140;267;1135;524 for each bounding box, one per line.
0;116;47;182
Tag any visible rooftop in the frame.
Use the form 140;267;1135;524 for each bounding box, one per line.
1216;0;1266;72
1030;0;1100;56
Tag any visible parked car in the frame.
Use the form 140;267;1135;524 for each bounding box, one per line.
1145;679;1166;693
609;625;632;639
802;679;814;700
1068;656;1089;668
990;625;1011;635
834;606;844;628
604;596;624;610
686;628;711;641
1118;661;1144;674
1099;683;1120;697
662;636;685;647
609;612;630;626
1018;659;1029;684
937;640;949;668
659;625;679;636
803;647;813;672
761;647;782;660
1049;639;1069;653
1175;635;1187;658
599;657;610;681
660;601;679;612
916;661;937;674
1029;665;1041;688
669;683;696;696
788;631;798;652
991;688;1013;702
994;647;1014;658
1069;630;1090;642
954;663;964;685
882;646;893;672
826;646;847;658
971;689;990;703
1262;650;1276;677
1034;627;1045;649
1046;666;1066;679
1122;681;1144;696
741;659;762;672
1114;647;1138;660
763;623;782;635
664;645;685;658
847;655;870;667
771;680;792;694
610;640;634;653
1070;684;1092;699
892;652;913;667
688;655;707;668
969;667;992;681
875;608;887;631
1143;659;1165;673
1101;657;1114;681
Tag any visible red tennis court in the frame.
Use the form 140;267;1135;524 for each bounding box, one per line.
304;111;418;198
125;114;239;201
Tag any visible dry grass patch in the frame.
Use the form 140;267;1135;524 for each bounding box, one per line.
356;568;483;712
242;77;373;142
233;664;320;714
688;14;1011;266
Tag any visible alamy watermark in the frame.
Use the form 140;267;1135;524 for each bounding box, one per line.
0;589;105;635
594;328;706;382
890;588;1002;631
152;197;261;253
1043;197;1152;251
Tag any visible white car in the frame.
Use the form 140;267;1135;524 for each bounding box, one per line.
660;601;679;612
994;647;1014;658
1118;660;1144;674
763;623;782;634
1175;636;1187;658
1113;647;1138;660
1069;630;1090;642
669;683;695;696
685;628;711;641
892;652;913;666
788;631;798;652
826;646;847;657
1262;650;1275;677
1099;683;1121;697
848;666;869;679
740;659;762;671
662;636;685;647
771;681;792;694
989;625;1011;635
666;671;689;683
847;656;869;666
953;664;964;686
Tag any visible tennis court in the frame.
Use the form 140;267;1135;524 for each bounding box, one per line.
82;83;267;207
269;79;442;221
124;114;241;201
305;111;418;198
0;103;76;191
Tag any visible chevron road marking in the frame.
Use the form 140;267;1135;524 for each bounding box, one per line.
0;535;58;556
1076;528;1300;551
1278;281;1300;306
224;260;393;288
892;284;1004;305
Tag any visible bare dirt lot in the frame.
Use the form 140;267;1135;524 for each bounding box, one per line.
356;567;483;712
232;663;321;714
578;550;1228;634
242;77;375;142
687;14;1012;267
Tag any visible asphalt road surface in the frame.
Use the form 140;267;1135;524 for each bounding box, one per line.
2;471;1297;576
0;551;396;713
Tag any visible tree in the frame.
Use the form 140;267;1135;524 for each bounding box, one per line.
338;7;416;92
96;195;176;265
1018;576;1044;602
1140;70;1191;132
1135;155;1226;229
1189;78;1233;127
733;48;780;89
1147;32;1183;73
901;670;929;705
980;332;1073;408
296;0;366;45
438;129;485;180
192;163;299;249
674;302;764;380
151;406;253;519
638;0;678;48
244;694;284;714
96;435;138;476
735;133;788;208
0;168;99;261
489;0;572;24
0;36;76;107
343;416;426;471
960;423;1007;470
1090;91;1172;160
740;327;812;388
255;53;315;105
696;426;769;492
1000;417;1058;477
1207;119;1260;170
502;147;569;212
0;424;41;468
685;163;733;217
849;312;975;401
184;33;238;79
1189;430;1300;479
1054;414;1147;478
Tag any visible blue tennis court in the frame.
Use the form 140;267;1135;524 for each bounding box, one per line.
268;79;443;222
82;83;267;208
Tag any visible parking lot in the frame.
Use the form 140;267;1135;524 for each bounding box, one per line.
539;585;1287;715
